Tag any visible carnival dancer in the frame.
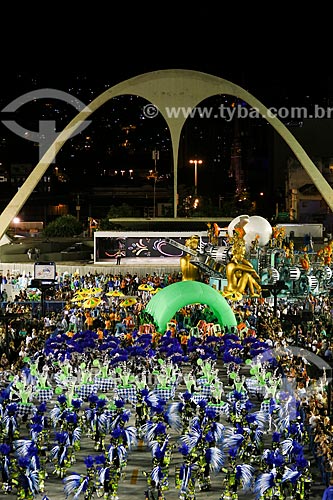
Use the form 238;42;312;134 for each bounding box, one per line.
11;448;40;500
13;457;40;500
142;398;181;493
97;429;131;499
145;437;172;499
254;466;283;500
178;407;225;495
177;436;224;500
242;407;267;462
168;391;196;434
141;399;181;445
20;409;50;493
50;388;77;430
106;399;137;454
50;389;83;464
63;455;98;500
133;386;158;439
2;402;20;446
177;443;197;500
192;406;225;490
144;479;163;500
85;397;109;452
50;431;71;479
0;443;11;493
220;446;254;500
281;460;312;500
63;410;82;465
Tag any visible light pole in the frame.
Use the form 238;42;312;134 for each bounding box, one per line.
76;194;80;221
189;159;203;196
152;150;159;217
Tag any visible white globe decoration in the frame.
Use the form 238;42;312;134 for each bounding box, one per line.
228;215;272;251
227;214;250;238
245;216;272;250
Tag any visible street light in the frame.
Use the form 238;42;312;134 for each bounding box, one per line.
189;159;203;196
12;217;20;236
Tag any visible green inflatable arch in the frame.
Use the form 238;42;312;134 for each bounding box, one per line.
144;281;237;333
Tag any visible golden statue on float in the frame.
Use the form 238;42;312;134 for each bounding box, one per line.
180;235;201;281
222;220;262;301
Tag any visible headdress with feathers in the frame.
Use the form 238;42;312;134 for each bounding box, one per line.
64;473;90;499
235;463;255;491
205;446;225;473
254;468;277;499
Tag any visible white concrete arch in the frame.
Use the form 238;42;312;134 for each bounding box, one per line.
0;69;332;238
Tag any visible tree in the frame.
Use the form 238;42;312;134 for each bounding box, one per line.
43;215;83;237
106;203;134;218
99;204;134;230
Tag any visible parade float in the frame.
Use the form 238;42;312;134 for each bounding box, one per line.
166;215;333;301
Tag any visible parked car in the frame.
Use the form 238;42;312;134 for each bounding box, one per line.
60;242;83;253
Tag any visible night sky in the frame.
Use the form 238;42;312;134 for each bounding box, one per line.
0;25;332;220
1;28;331;105
2;58;332;106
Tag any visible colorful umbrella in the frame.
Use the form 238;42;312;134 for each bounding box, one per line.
73;290;91;299
106;290;125;297
150;287;163;295
82;297;102;309
89;287;103;295
71;297;83;302
120;297;138;307
138;284;155;291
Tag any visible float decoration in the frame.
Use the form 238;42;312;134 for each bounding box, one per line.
196;358;217;385
115;367;135;389
92;359;115;392
223;226;262;301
